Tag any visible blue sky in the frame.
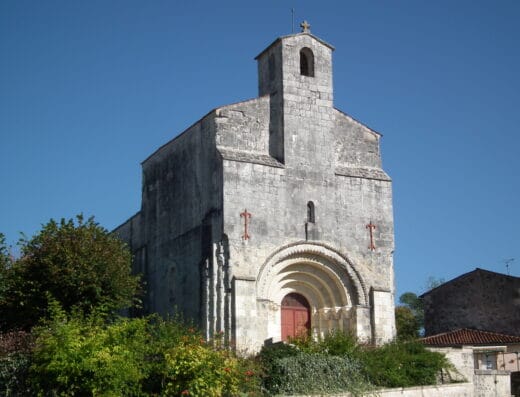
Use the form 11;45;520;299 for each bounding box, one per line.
1;0;519;298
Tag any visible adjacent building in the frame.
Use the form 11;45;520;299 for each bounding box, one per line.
422;268;520;337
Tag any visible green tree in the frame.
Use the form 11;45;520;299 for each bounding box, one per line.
0;233;12;307
399;292;424;329
0;233;11;269
0;215;139;331
395;306;420;340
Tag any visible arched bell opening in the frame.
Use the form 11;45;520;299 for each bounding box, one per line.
300;47;315;77
281;293;311;341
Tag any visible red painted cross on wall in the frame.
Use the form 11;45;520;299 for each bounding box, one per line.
366;221;376;251
240;209;252;240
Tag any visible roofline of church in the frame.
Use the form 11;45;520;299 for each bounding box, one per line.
334;107;382;137
141;96;266;166
254;32;335;60
112;210;141;234
141;108;216;166
141;97;385;167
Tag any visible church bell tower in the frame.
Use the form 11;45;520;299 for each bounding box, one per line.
255;21;336;170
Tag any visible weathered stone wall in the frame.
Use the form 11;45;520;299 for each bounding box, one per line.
428;346;475;382
115;114;223;324
423;269;520;336
428;346;515;397
282;383;474;397
334;110;382;169
215;97;270;154
473;369;511;397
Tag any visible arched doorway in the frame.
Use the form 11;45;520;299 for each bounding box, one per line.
257;242;369;343
281;293;311;341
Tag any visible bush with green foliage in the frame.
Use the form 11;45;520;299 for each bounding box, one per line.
259;334;372;396
395;306;420;340
28;301;256;396
396;292;424;338
0;215;140;331
259;332;454;395
161;343;239;396
361;339;452;388
0;233;12;307
265;351;371;396
30;301;151;396
0;331;35;396
0;352;33;396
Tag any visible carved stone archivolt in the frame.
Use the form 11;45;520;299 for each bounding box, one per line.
256;242;366;338
257;242;368;306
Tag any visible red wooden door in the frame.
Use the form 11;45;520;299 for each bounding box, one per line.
281;293;310;341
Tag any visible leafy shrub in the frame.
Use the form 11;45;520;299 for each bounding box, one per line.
258;338;371;396
161;343;239;396
0;352;34;396
259;342;298;364
0;331;34;357
361;340;452;388
317;330;361;357
235;356;263;397
28;302;257;396
263;351;371;396
258;341;298;392
0;331;34;396
257;332;455;395
0;215;140;332
30;301;151;396
395;306;420;340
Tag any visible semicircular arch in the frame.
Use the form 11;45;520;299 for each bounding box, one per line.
257;242;368;306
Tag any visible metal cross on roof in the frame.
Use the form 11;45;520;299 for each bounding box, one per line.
300;20;311;33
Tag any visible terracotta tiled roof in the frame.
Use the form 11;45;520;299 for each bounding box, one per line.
421;328;520;347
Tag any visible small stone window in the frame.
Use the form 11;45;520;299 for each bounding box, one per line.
307;201;315;223
300;47;314;77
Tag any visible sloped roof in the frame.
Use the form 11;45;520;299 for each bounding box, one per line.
420;268;520;298
421;328;520;347
255;32;335;60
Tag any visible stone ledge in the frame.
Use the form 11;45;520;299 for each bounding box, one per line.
335;164;391;182
217;147;284;168
282;382;473;397
474;369;511;375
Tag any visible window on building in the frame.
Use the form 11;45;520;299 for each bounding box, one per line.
307;201;315;223
300;48;314;77
485;354;495;370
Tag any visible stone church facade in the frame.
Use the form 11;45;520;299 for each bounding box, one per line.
115;27;396;352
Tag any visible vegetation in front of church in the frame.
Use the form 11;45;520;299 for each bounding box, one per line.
0;216;140;332
259;333;372;396
0;217;454;396
30;303;256;396
257;331;453;396
0;218;261;396
0;304;259;396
